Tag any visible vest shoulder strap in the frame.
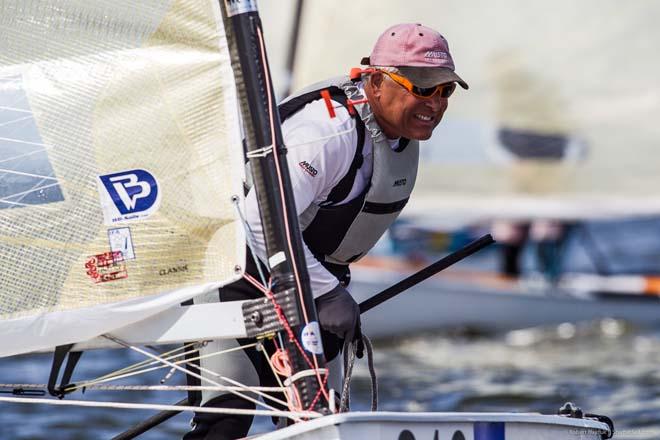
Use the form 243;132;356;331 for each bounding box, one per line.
277;86;366;207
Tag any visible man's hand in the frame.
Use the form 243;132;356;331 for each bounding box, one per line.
315;284;363;357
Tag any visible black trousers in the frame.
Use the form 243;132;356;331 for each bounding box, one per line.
183;255;345;440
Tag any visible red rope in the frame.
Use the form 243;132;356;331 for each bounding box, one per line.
307;370;330;412
242;273;330;404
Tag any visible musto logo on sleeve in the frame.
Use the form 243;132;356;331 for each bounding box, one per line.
97;169;161;225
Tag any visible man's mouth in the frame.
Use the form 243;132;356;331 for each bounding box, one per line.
414;114;434;122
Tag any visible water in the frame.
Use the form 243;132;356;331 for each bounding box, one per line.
2;322;659;439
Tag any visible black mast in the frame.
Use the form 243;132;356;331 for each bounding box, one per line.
219;0;328;413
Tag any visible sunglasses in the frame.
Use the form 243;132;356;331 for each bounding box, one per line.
380;70;456;99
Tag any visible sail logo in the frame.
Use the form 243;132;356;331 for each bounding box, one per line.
97;169;161;225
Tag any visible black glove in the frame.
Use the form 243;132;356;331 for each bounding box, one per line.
315;284;363;357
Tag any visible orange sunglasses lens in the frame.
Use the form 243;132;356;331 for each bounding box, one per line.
383;71;456;99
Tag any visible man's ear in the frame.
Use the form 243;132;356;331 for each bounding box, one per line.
368;71;385;96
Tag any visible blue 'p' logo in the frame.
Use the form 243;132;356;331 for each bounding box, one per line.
97;169;160;224
99;170;158;214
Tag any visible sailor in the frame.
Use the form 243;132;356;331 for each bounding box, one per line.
185;23;468;440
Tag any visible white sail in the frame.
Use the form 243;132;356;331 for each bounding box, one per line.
0;0;246;357
274;0;660;222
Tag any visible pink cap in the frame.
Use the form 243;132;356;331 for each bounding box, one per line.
361;23;468;89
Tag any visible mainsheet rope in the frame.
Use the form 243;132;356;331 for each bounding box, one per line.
102;335;293;416
339;335;378;413
63;342;259;394
0;396;320;419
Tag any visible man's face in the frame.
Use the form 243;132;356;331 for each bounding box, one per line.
368;72;450;141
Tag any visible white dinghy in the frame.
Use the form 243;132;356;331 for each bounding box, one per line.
257;411;611;440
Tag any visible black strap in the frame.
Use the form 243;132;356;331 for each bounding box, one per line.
319;261;351;286
362;198;409;214
48;344;83;398
393;137;410;152
323;115;365;206
278;86;343;121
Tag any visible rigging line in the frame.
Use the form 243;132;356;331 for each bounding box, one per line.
244;274;319;376
305;369;330;412
101;336;269;409
260;343;287;391
0;136;49;147
89;342;205;383
0;167;58;181
0;396;320;419
5;172;59;207
0;384;285;393
255;26;308;325
0;182;60;203
0;145;54;165
0;106;32;113
102;335;290;416
0;199;36;208
72;343;258;392
243;273;329;407
242;274;313;370
245;145;273;158
68;359;185;391
256;26;329;403
231;197;268;286
0;198;59;208
181;355;292;410
0;115;32;128
66;360;290;404
95;342;201;379
75;385;285;392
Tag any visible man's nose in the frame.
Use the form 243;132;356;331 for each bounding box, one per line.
424;93;447;112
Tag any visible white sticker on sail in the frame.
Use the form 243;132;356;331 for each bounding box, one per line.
108;227;136;260
96;169;161;225
268;251;286;268
224;0;258;17
301;321;323;355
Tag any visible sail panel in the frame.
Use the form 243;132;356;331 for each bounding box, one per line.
284;0;660;221
0;0;246;356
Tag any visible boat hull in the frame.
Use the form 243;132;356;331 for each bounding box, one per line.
256;412;610;440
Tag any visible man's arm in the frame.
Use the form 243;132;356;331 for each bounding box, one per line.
245;98;358;297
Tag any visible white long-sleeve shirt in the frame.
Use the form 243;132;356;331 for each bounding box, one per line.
245;85;399;297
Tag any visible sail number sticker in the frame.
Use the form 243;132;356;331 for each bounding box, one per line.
224;0;258;16
97;169;161;225
85;251;128;284
301;321;323;355
108;227;135;260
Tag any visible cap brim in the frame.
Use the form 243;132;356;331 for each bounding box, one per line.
397;66;469;90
